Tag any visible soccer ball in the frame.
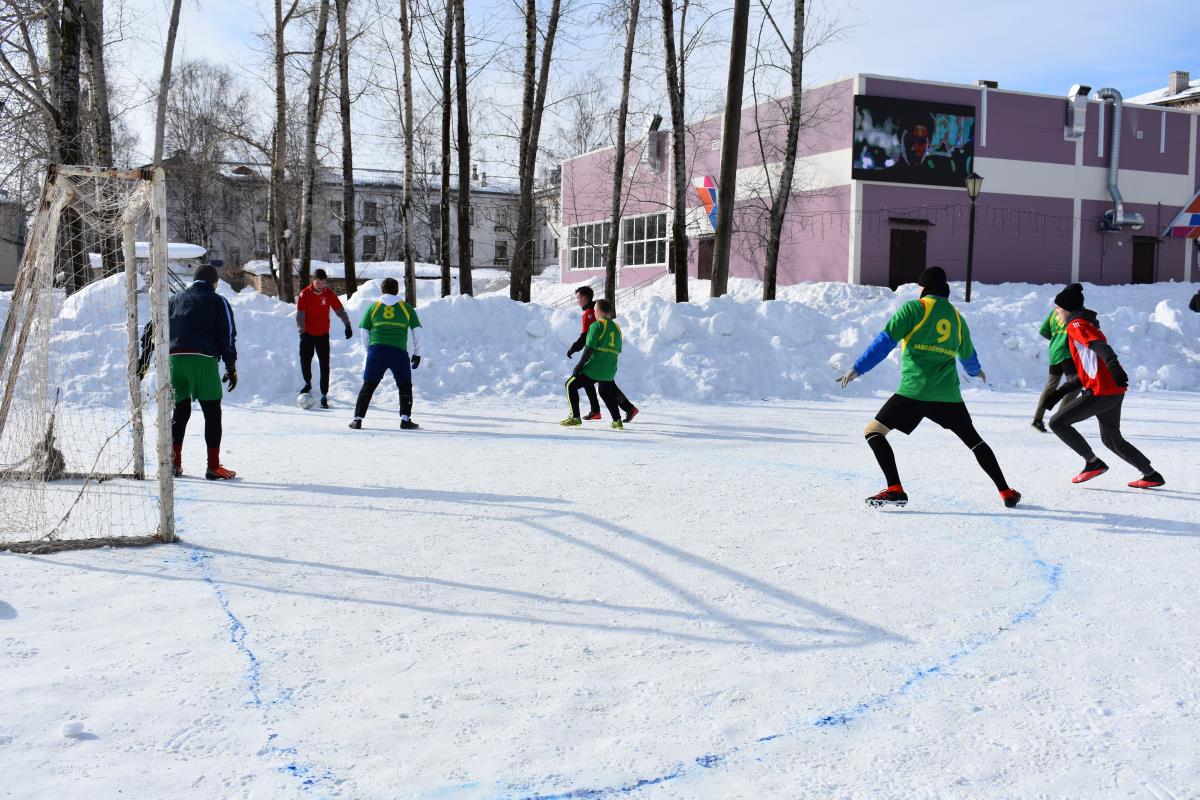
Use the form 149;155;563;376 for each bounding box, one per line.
297;392;316;410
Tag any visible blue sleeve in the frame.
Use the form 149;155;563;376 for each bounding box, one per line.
960;349;981;377
852;331;898;375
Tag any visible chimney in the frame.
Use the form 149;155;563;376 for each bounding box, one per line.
1169;70;1191;95
471;163;479;182
481;172;488;187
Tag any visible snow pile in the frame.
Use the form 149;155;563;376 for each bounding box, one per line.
4;273;1198;407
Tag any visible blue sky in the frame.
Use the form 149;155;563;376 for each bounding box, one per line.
117;0;1197;166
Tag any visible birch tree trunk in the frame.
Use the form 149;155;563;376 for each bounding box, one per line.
336;0;357;295
439;0;453;297
298;0;332;289
660;0;689;303
399;0;416;305
453;0;472;295
602;0;639;310
763;0;804;301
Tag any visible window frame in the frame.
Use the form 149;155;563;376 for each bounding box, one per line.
567;219;612;271
621;211;668;268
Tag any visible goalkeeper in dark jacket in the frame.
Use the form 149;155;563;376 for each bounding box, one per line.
138;264;238;480
1043;283;1163;488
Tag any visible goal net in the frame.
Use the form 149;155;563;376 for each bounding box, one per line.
0;166;175;554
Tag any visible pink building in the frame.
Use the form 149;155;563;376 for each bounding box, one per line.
560;74;1200;289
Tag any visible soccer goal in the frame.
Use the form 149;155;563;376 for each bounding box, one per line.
0;165;175;554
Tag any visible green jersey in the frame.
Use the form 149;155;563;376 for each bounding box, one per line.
360;299;421;350
1038;309;1071;365
582;318;622;381
884;296;976;402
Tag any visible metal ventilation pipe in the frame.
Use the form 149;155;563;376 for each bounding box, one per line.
1065;84;1090;140
1094;87;1145;231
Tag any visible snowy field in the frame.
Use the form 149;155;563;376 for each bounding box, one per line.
3;391;1199;799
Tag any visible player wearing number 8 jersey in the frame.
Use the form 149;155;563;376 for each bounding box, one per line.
837;267;1020;508
349;278;423;430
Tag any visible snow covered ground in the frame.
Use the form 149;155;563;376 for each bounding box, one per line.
3;391;1199;799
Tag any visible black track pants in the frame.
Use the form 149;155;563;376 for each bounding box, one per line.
300;333;331;396
1049;391;1152;474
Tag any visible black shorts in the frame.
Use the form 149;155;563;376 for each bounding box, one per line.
1048;359;1077;377
875;394;974;436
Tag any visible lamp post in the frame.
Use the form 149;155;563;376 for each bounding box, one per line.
964;171;983;302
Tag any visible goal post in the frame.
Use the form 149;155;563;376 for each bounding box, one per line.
0;165;175;554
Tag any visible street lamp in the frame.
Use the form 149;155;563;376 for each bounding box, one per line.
964;171;983;302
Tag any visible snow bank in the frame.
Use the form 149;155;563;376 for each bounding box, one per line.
4;273;1198;407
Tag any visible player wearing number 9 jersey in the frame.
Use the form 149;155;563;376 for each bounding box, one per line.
837;267;1020;509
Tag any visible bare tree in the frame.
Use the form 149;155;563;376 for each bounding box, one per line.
509;0;562;303
602;0;639;308
298;0;332;288
335;0;357;295
152;0;183;163
453;0;471;295
438;0;452;297
271;0;299;302
659;0;688;303
759;0;803;300
399;0;416;304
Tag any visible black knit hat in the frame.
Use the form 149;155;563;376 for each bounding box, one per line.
1054;283;1084;312
917;266;947;287
193;263;219;284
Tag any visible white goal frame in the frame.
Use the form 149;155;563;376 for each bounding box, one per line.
0;165;175;552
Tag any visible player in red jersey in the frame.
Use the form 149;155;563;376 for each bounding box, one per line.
1044;284;1164;488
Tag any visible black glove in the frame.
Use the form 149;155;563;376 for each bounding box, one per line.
344;324;353;339
222;367;238;393
136;352;151;381
299;330;309;341
567;343;580;359
1108;362;1129;388
410;354;421;369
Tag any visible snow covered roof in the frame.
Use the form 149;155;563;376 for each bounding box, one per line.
1128;78;1200;107
243;259;446;280
88;242;207;268
215;163;518;195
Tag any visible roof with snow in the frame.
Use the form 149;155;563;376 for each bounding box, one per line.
88;242;207;268
215;163;519;195
1129;77;1200;107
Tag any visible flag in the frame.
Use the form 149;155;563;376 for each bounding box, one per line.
693;176;719;232
1162;187;1200;239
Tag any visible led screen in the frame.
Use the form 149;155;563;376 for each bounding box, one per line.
853;95;976;187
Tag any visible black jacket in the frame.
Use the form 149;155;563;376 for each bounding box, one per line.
140;280;237;373
1190;290;1200;313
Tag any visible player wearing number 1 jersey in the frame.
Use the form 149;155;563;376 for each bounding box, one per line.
837;267;1020;508
349;278;423;430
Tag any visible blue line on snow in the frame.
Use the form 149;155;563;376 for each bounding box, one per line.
187;546;264;706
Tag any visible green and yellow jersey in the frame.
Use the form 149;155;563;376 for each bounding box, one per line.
582;319;622;381
1039;309;1071;365
883;296;977;403
360;299;421;351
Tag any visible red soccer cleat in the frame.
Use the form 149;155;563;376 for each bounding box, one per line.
1071;460;1108;484
583;410;602;420
1000;488;1022;508
624;406;639;423
866;485;908;508
1128;472;1165;489
205;465;237;481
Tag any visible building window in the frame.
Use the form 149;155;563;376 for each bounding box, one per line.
362;235;377;259
495;240;508;264
568;220;611;270
230;248;242;265
329;199;342;217
468;239;474;257
430;203;442;228
329;234;342;254
363;201;377;224
622;213;667;267
553;237;559;258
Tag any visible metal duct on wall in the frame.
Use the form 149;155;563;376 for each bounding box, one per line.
1094;87;1146;232
1065;84;1090;140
